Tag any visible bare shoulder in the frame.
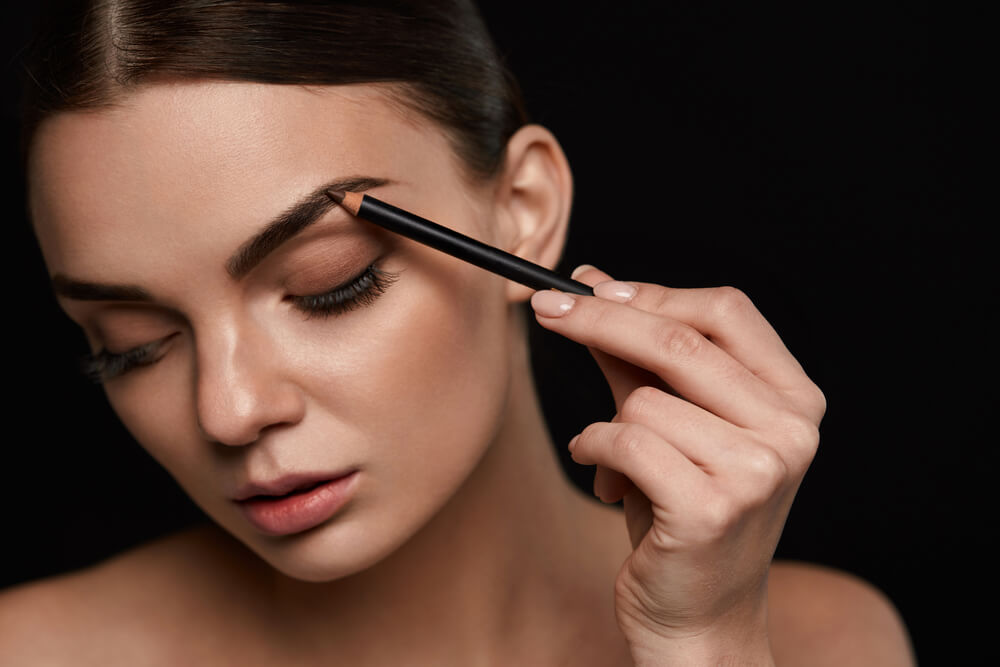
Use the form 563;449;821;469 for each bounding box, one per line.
0;523;274;666
0;566;101;666
767;560;917;666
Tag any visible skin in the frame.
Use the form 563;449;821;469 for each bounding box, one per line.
3;81;915;665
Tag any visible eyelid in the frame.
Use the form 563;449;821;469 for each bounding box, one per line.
277;236;382;291
83;305;183;346
80;333;179;383
287;263;399;318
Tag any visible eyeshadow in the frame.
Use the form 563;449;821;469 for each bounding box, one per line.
280;237;382;294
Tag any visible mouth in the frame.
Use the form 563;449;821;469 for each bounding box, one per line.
235;471;360;536
253;479;327;499
233;469;356;502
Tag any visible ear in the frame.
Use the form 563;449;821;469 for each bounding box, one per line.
492;124;574;303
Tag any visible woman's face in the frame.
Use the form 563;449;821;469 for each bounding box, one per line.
29;82;516;581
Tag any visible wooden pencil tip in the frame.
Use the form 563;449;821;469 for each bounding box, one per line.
326;189;346;205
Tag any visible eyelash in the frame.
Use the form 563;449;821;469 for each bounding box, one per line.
80;339;167;384
80;263;400;383
287;263;400;319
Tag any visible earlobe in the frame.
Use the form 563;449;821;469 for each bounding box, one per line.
494;125;574;303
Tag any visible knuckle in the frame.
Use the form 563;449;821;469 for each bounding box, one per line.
743;446;787;492
610;423;647;461
786;381;827;426
810;384;828;421
710;286;754;321
643;283;676;313
699;494;737;538
586;302;621;336
578;421;607;446
779;412;821;461
620;385;662;422
653;322;704;360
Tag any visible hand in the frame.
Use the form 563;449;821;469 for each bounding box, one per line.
530;265;825;665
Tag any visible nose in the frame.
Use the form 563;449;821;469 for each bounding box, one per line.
194;321;306;446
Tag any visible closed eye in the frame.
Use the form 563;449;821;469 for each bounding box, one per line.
80;333;179;383
78;263;400;383
287;263;400;318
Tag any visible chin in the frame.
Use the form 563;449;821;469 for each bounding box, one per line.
223;507;425;583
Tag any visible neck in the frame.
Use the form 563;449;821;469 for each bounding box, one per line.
263;307;625;663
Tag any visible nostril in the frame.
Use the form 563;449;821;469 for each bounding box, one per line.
195;357;308;448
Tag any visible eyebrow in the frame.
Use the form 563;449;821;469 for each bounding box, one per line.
226;175;390;280
51;175;390;302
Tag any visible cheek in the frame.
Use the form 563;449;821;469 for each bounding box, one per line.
296;253;512;522
303;255;510;463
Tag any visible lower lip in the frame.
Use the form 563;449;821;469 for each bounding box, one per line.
237;471;359;536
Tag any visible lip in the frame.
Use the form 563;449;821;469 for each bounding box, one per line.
233;470;356;502
235;470;359;536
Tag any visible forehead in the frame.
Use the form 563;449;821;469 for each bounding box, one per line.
28;82;453;279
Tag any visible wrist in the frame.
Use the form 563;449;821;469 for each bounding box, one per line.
627;632;774;667
621;601;774;667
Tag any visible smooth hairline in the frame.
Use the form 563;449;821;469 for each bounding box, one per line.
26;77;510;190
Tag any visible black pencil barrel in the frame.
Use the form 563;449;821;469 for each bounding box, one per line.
358;196;594;296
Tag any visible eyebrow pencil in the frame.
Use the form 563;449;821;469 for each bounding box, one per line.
326;190;594;296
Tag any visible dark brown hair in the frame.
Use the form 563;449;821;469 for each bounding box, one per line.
20;0;528;179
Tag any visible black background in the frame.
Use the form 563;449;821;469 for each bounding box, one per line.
2;2;974;663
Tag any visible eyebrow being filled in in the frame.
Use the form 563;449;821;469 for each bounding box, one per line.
226;175;391;280
50;175;391;302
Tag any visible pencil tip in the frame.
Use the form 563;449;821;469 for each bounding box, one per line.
326;189;346;205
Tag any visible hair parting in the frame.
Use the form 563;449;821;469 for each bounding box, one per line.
19;0;528;181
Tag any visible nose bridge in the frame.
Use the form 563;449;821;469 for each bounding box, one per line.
194;313;304;446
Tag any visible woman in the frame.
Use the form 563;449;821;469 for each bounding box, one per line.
2;1;913;664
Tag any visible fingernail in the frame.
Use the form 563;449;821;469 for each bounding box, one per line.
593;280;637;303
531;290;577;317
571;264;597;279
568;434;580;452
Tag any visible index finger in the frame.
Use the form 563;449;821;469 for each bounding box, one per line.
573;266;825;422
531;287;786;430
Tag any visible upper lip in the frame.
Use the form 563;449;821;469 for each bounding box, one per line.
233;469;356;502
